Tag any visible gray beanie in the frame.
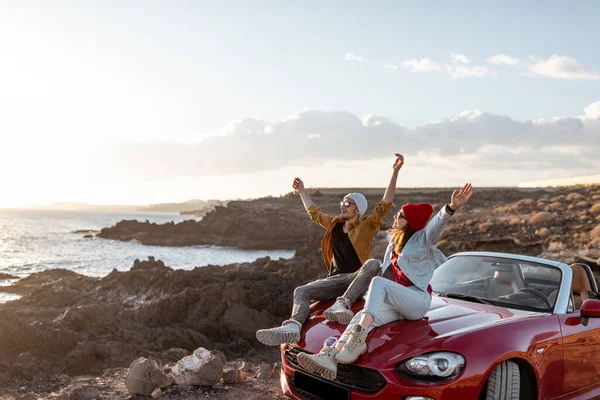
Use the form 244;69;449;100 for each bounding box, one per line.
345;193;368;216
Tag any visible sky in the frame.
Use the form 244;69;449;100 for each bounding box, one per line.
0;0;599;207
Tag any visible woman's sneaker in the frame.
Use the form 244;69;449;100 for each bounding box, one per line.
256;321;301;346
335;324;368;364
323;297;354;325
297;346;340;380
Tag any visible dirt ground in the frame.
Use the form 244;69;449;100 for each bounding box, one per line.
0;361;287;400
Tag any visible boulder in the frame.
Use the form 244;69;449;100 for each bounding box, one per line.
566;193;584;202
126;357;172;396
256;363;275;379
590;203;600;215
591;224;600;240
546;202;562;212
170;347;223;386
57;384;101;400
517;199;535;208
223;368;247;384
529;212;553;225
537;228;551;238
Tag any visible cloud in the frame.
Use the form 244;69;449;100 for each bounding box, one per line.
451;53;470;64
487;54;520;66
344;53;366;62
445;64;495;79
527;55;600;80
344;52;398;71
347;52;600;81
484;54;600;81
347;53;493;78
402;58;442;72
85;102;600;184
444;54;495;78
401;54;493;78
583;101;600;120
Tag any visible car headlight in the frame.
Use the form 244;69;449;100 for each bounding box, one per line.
400;352;465;380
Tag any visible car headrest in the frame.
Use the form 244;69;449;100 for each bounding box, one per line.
571;265;592;294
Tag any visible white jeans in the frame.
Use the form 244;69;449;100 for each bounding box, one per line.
339;277;431;343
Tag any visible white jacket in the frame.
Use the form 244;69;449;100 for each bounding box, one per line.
380;206;452;292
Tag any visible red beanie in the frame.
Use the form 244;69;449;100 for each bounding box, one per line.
401;203;433;231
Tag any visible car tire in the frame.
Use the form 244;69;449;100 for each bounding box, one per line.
485;360;520;400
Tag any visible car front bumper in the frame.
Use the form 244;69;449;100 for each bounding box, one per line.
280;345;482;400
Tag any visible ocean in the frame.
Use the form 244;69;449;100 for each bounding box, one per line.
0;208;294;292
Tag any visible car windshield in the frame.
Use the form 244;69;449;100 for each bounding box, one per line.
430;255;562;312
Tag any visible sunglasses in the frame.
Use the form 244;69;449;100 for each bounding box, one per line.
340;201;356;207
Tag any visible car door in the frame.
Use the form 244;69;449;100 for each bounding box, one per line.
558;311;600;394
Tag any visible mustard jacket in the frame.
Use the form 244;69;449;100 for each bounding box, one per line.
307;201;393;273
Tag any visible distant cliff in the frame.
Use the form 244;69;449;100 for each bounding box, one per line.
137;199;226;216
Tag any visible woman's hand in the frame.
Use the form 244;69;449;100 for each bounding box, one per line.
450;183;473;210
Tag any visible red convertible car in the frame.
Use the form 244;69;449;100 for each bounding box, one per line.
279;252;600;400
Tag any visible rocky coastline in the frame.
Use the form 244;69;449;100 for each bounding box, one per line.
1;186;599;399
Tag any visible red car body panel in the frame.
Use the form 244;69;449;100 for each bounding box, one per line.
281;296;600;399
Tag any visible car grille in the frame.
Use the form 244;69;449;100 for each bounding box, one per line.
287;373;348;400
284;344;386;394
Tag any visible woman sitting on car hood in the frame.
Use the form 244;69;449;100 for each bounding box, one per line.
296;183;474;380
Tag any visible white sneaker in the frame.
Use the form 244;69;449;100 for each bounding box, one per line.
323;297;354;325
335;324;368;364
256;321;301;346
297;346;340;380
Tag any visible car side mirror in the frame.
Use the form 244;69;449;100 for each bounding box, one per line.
580;299;600;318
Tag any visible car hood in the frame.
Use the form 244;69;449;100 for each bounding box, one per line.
298;296;542;362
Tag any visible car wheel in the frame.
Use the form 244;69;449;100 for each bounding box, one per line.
485;360;520;400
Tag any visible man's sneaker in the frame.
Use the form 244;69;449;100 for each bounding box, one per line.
297;346;340;380
335;324;368;364
323;297;354;325
256;321;301;346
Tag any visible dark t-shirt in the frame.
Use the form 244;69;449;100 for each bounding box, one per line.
329;222;363;276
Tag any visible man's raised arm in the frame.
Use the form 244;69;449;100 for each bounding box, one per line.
382;153;404;203
293;177;315;212
368;154;404;228
293;177;335;229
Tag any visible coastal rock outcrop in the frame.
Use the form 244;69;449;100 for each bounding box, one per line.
126;357;171;395
98;202;323;250
170;347;223;386
0;247;325;387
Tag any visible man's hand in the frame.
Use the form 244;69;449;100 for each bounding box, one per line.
450;183;473;210
393;153;404;172
292;177;306;193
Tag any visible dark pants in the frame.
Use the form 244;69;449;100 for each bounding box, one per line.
286;259;381;326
